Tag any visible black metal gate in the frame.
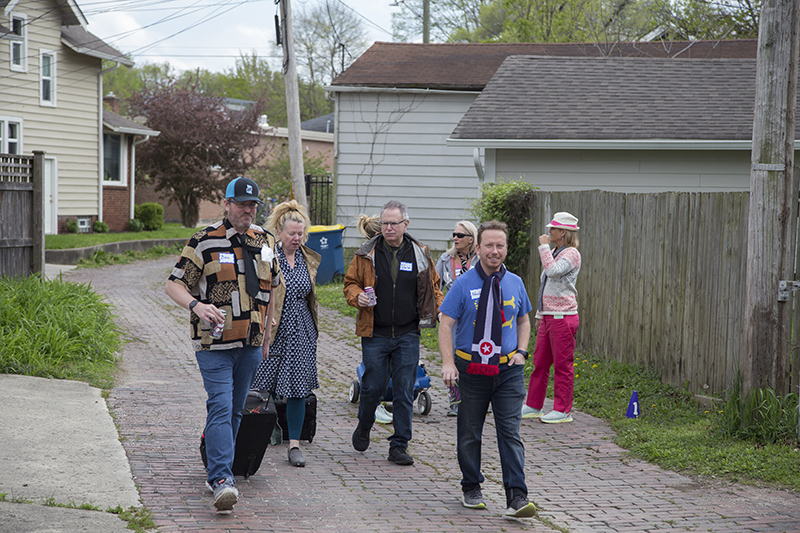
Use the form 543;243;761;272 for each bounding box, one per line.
305;174;333;226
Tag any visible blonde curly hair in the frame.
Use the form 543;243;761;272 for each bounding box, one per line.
267;200;311;243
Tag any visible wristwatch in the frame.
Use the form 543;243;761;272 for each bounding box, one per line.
516;349;529;360
189;299;200;311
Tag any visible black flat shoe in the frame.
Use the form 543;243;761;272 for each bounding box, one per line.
288;446;306;467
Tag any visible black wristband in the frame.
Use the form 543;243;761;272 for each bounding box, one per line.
189;299;200;311
516;349;529;360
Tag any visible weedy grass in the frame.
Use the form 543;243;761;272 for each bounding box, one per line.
0;274;121;389
561;352;800;490
46;223;200;250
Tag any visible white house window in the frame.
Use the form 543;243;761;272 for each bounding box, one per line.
40;51;56;106
9;14;27;72
103;133;125;184
0;118;22;154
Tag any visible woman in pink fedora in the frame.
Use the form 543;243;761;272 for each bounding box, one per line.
522;212;581;423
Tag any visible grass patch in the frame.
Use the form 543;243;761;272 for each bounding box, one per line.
561;351;800;490
46;223;201;250
0;274;122;389
76;244;183;269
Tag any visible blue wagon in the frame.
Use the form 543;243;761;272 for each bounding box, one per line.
348;362;433;415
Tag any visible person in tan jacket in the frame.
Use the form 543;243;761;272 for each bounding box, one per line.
251;200;321;468
344;200;443;466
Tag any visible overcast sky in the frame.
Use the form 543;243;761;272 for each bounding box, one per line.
84;0;397;73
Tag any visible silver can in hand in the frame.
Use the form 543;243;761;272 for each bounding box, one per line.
210;309;226;339
364;286;377;307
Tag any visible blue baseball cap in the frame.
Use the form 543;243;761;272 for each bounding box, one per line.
225;177;263;204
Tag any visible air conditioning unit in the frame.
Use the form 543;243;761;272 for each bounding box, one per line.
77;217;92;233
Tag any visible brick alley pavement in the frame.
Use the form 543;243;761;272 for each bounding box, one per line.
65;258;800;533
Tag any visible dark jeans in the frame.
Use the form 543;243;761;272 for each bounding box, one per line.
456;357;527;506
358;332;419;449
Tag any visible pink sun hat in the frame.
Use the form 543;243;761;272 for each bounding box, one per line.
546;212;580;231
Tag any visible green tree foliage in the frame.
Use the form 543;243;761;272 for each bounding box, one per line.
128;79;267;227
392;0;760;43
470;180;537;276
291;0;368;117
643;0;761;40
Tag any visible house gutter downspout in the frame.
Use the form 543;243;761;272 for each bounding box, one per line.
130;135;151;220
98;61;121;223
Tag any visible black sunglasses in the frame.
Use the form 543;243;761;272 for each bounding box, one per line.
453;232;471;238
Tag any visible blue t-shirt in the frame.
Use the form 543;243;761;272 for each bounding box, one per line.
439;266;533;356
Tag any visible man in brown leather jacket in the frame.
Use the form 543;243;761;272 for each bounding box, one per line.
343;200;443;465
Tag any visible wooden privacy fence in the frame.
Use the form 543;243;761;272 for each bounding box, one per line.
0;151;45;278
524;189;786;397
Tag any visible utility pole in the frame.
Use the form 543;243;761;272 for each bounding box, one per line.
422;0;430;43
278;0;307;206
742;0;800;396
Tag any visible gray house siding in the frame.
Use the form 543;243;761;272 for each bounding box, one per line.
491;149;752;193
334;90;483;250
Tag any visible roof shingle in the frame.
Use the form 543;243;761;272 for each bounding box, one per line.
450;55;775;141
331;40;758;91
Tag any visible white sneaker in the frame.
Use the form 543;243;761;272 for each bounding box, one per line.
540;410;573;424
375;404;393;424
521;405;542;419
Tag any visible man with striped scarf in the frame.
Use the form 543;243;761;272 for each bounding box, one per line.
438;220;536;518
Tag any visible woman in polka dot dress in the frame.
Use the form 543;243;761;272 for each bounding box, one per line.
252;200;321;467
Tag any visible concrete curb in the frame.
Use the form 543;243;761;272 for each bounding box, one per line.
45;238;187;265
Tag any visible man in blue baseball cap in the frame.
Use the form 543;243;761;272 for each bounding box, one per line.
166;176;278;513
225;176;263;205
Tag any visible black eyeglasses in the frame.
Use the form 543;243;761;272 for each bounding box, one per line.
453;232;470;238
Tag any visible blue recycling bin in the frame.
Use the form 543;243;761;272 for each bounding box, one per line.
306;224;345;284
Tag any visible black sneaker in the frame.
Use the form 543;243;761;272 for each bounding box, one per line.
387;445;414;465
461;487;486;509
505;495;536;517
352;424;371;452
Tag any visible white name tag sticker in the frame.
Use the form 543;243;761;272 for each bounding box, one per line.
470;289;482;300
261;245;274;263
399;261;413;272
219;252;235;264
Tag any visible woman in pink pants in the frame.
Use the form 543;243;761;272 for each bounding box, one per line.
522;212;581;424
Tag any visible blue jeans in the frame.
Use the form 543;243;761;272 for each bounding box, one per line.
455;357;527;506
358;333;419;449
196;346;261;484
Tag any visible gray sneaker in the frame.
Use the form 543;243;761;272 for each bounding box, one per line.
462;487;486;509
505;495;536;517
210;477;238;512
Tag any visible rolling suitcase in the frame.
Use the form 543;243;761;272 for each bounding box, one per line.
274;392;317;443
200;389;277;479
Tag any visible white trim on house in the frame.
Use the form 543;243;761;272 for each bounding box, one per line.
3;0;22;13
446;138;775;150
39;49;56;107
61;36;133;66
327;85;477;96
0;115;23;154
264;126;334;143
102;132;127;187
44;156;58;235
8;11;27;73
